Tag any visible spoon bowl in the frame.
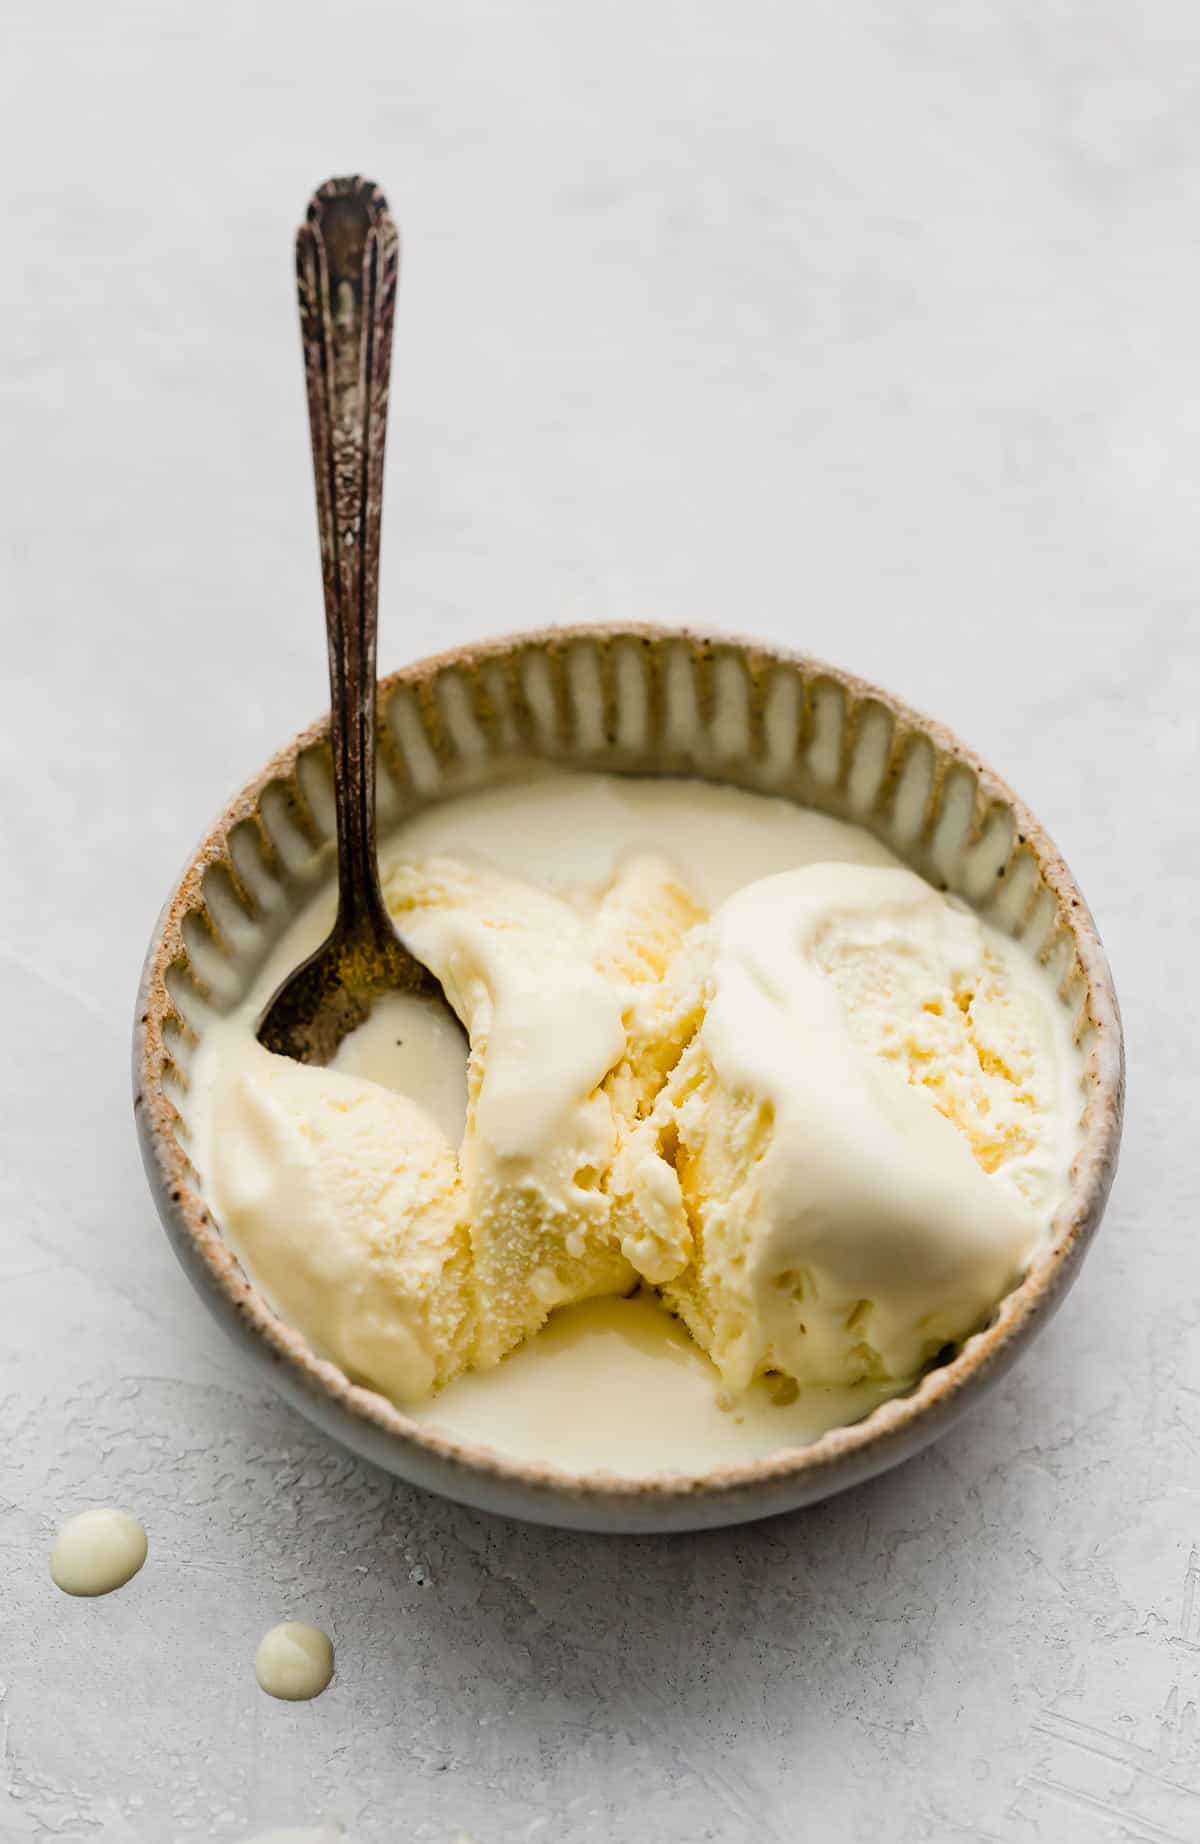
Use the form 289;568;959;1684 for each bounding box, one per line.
256;916;444;1065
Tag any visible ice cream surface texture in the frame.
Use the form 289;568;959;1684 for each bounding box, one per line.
612;865;1058;1393
191;771;1079;1469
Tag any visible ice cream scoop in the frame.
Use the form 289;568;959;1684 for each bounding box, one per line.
208;855;704;1400
613;864;1064;1393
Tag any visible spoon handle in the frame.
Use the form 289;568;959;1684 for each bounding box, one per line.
296;176;400;940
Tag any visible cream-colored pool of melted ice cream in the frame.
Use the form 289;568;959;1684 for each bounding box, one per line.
190;770;1081;1477
254;1621;335;1702
49;1508;148;1597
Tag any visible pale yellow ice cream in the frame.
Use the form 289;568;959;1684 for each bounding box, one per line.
198;780;1077;1423
612;865;1066;1393
206;854;701;1400
210;1056;471;1400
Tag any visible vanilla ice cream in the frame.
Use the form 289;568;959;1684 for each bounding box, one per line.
191;771;1080;1462
209;1054;471;1400
203;850;701;1399
612;864;1069;1393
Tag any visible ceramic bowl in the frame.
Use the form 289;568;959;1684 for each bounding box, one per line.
134;625;1123;1533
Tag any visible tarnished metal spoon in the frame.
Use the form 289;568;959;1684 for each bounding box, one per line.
257;175;445;1064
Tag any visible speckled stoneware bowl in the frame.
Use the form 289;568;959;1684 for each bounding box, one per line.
134;625;1123;1533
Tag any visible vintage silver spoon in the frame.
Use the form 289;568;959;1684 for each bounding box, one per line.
257;175;445;1064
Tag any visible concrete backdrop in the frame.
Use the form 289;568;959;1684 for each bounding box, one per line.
2;3;1195;1840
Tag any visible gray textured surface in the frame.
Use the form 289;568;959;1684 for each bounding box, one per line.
0;3;1191;1840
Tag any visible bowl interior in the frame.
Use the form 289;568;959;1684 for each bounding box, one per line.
135;626;1123;1530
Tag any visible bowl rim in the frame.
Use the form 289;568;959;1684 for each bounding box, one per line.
133;620;1125;1518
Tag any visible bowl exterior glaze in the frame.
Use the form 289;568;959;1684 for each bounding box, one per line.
134;625;1124;1533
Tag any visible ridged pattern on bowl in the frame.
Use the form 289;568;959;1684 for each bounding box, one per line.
134;626;1123;1533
